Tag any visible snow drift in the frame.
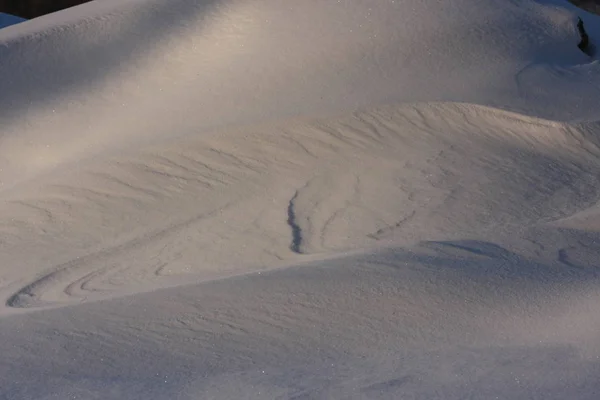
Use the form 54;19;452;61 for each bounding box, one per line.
1;0;600;398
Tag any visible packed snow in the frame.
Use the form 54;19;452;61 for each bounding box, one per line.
1;0;600;398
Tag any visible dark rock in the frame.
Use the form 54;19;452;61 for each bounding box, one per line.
577;17;590;53
0;0;93;19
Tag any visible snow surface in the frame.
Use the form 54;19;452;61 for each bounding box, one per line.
1;0;600;398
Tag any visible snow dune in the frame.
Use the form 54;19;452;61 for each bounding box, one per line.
3;102;600;311
1;0;600;398
0;0;598;188
3;247;600;399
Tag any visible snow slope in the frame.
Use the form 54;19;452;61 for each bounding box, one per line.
1;0;600;398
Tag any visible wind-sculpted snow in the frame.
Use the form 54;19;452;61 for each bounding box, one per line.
1;0;600;398
2;102;600;311
0;0;599;189
2;243;600;399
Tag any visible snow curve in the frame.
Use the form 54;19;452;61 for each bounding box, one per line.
2;102;600;312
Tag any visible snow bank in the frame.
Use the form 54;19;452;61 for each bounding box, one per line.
3;102;600;311
2;245;600;399
0;0;600;398
0;0;597;189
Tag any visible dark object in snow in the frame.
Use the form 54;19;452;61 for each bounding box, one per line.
577;18;591;54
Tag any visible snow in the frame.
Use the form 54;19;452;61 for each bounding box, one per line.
1;0;600;398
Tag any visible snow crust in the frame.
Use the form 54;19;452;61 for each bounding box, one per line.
1;0;600;398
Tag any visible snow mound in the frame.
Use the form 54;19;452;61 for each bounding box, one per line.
0;0;599;189
2;244;600;399
2;102;600;311
1;0;600;398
